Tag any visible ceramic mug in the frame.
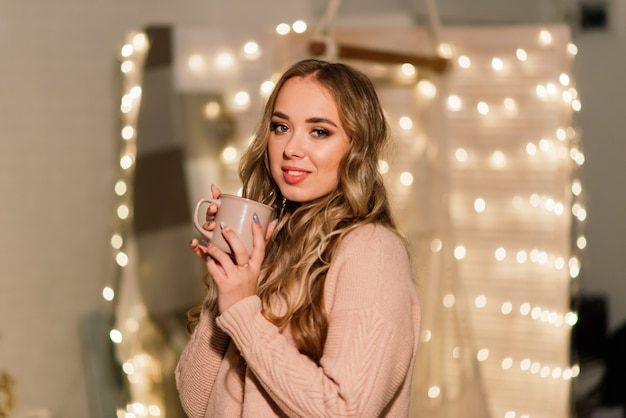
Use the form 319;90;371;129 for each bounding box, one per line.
192;194;275;256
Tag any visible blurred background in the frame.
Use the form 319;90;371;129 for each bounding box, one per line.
0;0;624;417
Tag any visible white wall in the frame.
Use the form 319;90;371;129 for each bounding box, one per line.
572;0;626;333
0;0;624;416
0;1;309;416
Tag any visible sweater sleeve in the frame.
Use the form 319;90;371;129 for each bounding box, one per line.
175;304;231;418
216;224;420;417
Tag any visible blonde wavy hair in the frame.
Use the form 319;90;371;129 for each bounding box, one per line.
188;59;401;363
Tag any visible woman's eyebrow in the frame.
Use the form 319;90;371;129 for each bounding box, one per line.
272;111;289;120
272;112;338;128
306;117;338;127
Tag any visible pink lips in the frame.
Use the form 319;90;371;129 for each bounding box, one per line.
282;166;310;184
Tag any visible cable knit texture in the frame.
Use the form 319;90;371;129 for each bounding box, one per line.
175;224;421;417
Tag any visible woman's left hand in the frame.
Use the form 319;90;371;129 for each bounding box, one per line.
190;215;276;314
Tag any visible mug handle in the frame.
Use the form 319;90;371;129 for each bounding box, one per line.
192;197;221;241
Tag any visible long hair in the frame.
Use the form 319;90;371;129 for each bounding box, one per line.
188;59;401;362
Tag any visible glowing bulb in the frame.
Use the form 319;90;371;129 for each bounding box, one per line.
539;29;553;45
399;171;414;186
554;257;565;270
121;126;134;140
502;357;513;369
458;55;471;68
567;43;578;56
520;358;531;370
399;116;413;130
215;52;235;70
503;97;517;112
501;302;513;315
122;362;135;375
120;154;133;170
516;48;528;61
204;101;221;119
120;60;134;73
490;150;506;168
117;205;129;220
428;386;441;398
417;79;437;98
475;295;487;308
491;57;504;71
120;44;134;58
221;146;238;163
477;348;489;361
517;250;528;264
116;251;129;267
526;142;537;156
102;286;115;301
474;198;486;213
454;246;466;260
275;23;291;35
292;20;307;33
559;73;571;86
536;84;547;97
132;32;147;52
443;294;456;308
260;80;275;96
242;41;261;60
378;159;389;174
110;329;123;344
455;148;468;162
565;312;578;326
447;95;462;111
430;238;442;252
188;54;205;72
495;247;506;261
477;101;489;115
114;181;127;196
111;234;123;249
401;63;416;77
577;236;587;249
452;347;460;358
438;42;453;57
243;41;259;55
232;91;250;109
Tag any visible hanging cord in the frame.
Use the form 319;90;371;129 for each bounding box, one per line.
424;0;444;51
310;0;342;61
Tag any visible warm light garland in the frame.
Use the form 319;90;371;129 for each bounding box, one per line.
412;25;581;418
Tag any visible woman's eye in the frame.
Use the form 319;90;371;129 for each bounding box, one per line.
312;128;330;138
270;122;289;134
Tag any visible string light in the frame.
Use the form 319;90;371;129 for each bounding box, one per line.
407;26;583;417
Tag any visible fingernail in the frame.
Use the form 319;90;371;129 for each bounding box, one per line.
220;221;228;230
210;184;215;192
201;239;209;246
206;255;212;262
253;213;260;225
271;219;278;226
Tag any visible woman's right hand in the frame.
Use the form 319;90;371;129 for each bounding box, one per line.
202;184;221;232
189;184;221;260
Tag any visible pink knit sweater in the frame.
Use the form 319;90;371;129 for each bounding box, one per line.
175;224;421;417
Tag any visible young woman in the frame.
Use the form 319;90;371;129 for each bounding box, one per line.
176;59;421;417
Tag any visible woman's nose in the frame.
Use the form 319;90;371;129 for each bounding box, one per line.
283;130;305;158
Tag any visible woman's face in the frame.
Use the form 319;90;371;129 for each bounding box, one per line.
268;76;351;203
